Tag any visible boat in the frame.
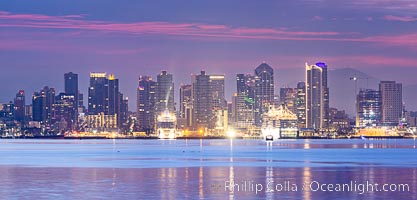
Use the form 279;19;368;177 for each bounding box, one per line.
157;109;177;139
261;104;298;141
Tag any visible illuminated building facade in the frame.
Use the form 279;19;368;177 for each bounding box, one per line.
209;74;226;130
356;89;382;127
32;86;55;124
14;90;25;123
88;73;107;115
233;74;255;129
254;63;274;126
379;81;402;126
192;71;211;130
137;76;157;133
64;72;78;109
53;93;77;131
179;84;192;127
305;62;329;130
156;70;175;115
296;82;306;128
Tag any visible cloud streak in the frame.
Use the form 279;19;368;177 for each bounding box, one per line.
384;15;417;22
0;11;350;41
0;11;416;51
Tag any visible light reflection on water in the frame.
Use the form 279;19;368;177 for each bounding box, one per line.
0;139;416;199
0;165;415;200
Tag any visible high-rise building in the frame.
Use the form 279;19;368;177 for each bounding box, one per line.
88;73;107;115
53;93;76;131
88;73;119;116
156;71;175;115
296;82;306;128
105;74;119;115
379;81;402;126
14;90;25;123
43;86;55;124
78;92;84;112
254;62;274;125
137;76;156;133
87;73;124;131
305;62;329;130
32;92;43;122
280;87;297;114
209;75;226;110
356;89;382;127
32;86;55;124
64;72;78;108
232;93;255;129
192;71;211;130
118;92;129;130
209;75;227;131
233;74;255;129
179;84;192;127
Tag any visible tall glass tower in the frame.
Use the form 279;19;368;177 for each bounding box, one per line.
254;62;274;126
305;62;329;130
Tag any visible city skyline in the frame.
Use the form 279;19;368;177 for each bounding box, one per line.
1;1;417;113
0;65;412;114
1;2;416;199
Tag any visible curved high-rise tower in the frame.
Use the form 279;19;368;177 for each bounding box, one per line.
305;62;329;130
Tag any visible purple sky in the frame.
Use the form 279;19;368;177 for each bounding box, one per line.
0;0;416;111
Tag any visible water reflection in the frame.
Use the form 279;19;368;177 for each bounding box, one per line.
0;139;416;199
0;166;414;199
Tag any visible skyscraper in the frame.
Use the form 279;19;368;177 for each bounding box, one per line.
32;92;43;122
156;71;174;115
105;74;119;115
192;71;211;130
137;76;156;133
305;62;329;130
53;93;76;131
234;74;255;128
64;72;78;108
32;86;55;124
209;75;226;130
118;92;129;129
42;86;55;124
88;73;119;115
88;73;107;115
179;84;192;127
356;89;382;127
14;90;25;123
254;62;274;125
209;75;226;109
296;82;306;128
379;81;402;126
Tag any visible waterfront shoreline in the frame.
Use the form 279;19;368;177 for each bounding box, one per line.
0;136;413;140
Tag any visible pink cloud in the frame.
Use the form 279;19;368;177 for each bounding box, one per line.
384;15;417;22
311;15;324;21
0;11;351;41
364;33;417;48
0;11;416;51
